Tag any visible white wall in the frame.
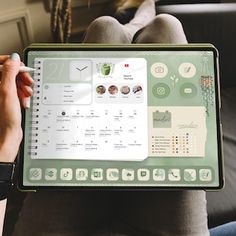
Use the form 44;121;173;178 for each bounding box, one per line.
0;0;111;57
0;0;52;57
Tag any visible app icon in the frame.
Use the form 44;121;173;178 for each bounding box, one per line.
152;83;170;99
199;169;212;181
122;169;135;181
45;168;57;181
168;169;181;181
91;168;103;181
180;83;197;98
153;169;165;181
107;168;119;181
76;168;88;181
60;168;73;181
137;169;150;181
184;169;196;181
184;88;192;94
178;62;196;78
29;168;42;180
151;63;168;78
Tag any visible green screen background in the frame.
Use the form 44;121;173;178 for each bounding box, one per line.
22;49;220;188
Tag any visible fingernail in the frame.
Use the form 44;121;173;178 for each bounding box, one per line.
10;53;20;61
25;99;31;109
30;76;35;84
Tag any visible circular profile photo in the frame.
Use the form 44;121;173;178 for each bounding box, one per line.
120;86;130;95
133;85;143;95
108;85;118;95
96;85;106;95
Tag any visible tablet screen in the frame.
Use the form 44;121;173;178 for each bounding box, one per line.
20;45;223;189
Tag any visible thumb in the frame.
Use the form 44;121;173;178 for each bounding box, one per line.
1;53;21;90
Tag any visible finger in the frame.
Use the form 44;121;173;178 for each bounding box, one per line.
0;55;10;63
16;79;33;97
0;55;10;79
1;53;21;90
17;72;34;86
17;87;30;109
18;61;34;86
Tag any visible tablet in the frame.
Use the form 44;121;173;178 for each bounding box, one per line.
19;44;224;190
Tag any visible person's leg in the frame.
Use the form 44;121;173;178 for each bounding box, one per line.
115;191;209;236
83;0;156;43
115;14;208;236
12;192;112;236
123;0;156;39
83;16;133;43
133;13;187;43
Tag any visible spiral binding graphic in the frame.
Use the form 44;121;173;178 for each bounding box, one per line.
28;59;42;157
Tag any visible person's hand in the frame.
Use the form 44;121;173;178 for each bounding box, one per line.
0;53;34;162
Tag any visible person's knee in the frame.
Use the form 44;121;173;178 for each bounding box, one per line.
151;14;187;43
152;14;184;32
154;14;182;26
84;16;131;43
89;16;121;31
135;14;187;44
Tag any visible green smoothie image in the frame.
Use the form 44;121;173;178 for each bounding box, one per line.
101;63;111;75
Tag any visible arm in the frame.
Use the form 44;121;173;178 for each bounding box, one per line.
0;200;7;236
0;53;33;235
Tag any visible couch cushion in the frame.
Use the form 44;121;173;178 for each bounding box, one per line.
207;87;236;228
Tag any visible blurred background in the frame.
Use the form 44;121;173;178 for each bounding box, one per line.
0;0;235;57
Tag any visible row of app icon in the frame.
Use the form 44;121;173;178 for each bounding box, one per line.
28;168;213;182
151;62;196;79
96;85;143;96
152;82;198;99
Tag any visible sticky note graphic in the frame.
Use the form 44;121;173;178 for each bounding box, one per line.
153;110;172;128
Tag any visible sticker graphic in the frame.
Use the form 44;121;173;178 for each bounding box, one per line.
153;110;172;128
170;75;179;88
200;56;214;115
101;63;111;76
97;63;114;76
